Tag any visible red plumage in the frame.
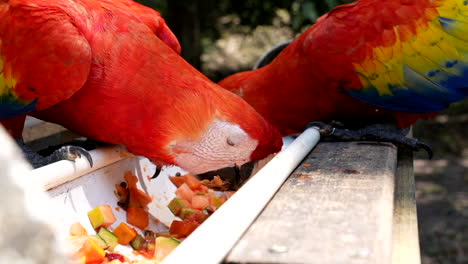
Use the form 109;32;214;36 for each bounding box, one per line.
0;0;282;173
219;0;466;136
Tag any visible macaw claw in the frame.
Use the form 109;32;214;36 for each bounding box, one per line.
49;145;94;167
306;121;433;159
15;137;94;168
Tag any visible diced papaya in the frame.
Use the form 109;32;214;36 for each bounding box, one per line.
70;222;88;236
167;197;189;216
114;184;128;200
77;237;106;264
169;220;199;237
87;205;117;229
184;174;202;190
124;171;138;188
191;195;210;210
126;205;149;230
154;237;180;262
169;175;186;187
113;222;137;245
129;187;152;207
175;183;194;202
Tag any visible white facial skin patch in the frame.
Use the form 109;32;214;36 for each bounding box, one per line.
171;119;259;174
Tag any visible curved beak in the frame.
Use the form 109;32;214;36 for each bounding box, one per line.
196;161;256;190
196;153;276;190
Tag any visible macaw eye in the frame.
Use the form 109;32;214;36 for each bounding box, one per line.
227;138;236;146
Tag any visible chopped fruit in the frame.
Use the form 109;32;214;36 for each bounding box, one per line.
200;176;231;191
169;220;199;237
97;227;118;251
191;195;209;210
107;260;123;264
202;206;216;216
154;237;180;262
155;232;181;239
179;208;195;219
123;171;153;207
197;184;209;193
184;174;202;190
175;183;194;201
114;183;128;200
90;235;108;249
77;237;106;264
65;236;89;256
105;252;125;262
113;223;137;245
169;175;186;187
129;187;152;208
127;205;149;230
130;235;145;250
87;205;117;229
209;192;225;208
70;222;88;236
185;210;209;225
117;172;153;229
167;198;189;216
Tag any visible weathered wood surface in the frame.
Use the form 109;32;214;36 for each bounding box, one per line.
225;142;398;264
391;147;421;264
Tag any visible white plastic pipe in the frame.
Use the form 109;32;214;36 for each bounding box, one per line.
31;145;132;191
162;127;321;264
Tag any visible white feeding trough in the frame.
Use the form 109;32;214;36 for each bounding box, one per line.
8;126;320;263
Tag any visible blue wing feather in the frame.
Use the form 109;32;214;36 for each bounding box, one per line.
345;7;468;113
0;94;37;119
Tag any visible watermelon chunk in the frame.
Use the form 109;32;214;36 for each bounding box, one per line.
175;183;194;202
191;195;209;210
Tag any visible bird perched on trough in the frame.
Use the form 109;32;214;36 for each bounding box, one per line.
0;0;282;174
219;0;468;157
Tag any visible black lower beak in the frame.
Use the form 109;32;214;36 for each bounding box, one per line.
196;160;257;190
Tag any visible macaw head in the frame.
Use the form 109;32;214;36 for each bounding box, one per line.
162;85;283;176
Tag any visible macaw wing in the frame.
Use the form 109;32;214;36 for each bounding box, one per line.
340;0;468;113
0;0;92;119
102;0;181;54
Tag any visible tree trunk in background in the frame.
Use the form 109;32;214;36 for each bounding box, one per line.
167;0;202;70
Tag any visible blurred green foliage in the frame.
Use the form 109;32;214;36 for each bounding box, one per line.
136;0;351;33
134;0;352;68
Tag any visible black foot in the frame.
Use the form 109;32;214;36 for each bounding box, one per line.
306;122;433;159
48;145;94;167
15;138;94;168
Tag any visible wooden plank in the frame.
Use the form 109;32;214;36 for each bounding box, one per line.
391;147;421;264
225;142;397;264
